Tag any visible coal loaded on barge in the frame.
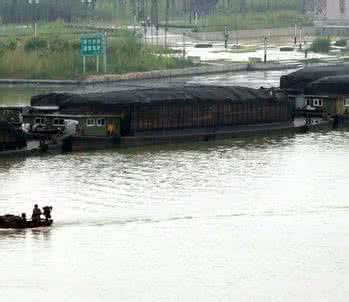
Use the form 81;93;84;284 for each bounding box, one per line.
19;85;297;152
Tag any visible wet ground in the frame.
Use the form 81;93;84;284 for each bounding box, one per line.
140;27;334;63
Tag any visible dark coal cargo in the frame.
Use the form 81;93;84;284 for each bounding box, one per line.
304;75;349;96
31;85;288;108
280;64;349;93
30;86;294;132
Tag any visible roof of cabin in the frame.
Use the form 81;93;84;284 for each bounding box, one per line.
304;75;349;96
31;85;287;108
280;64;349;92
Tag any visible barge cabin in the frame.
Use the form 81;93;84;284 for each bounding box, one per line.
0;107;26;127
22;113;121;137
26;85;295;149
303;76;349;122
280;65;349;110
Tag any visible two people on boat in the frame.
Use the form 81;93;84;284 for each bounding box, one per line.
31;205;53;222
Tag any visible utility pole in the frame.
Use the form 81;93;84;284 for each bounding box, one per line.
142;0;147;46
264;36;268;63
28;0;40;38
154;0;159;47
234;11;239;47
104;31;108;73
189;0;192;24
224;25;229;49
131;0;137;33
137;0;140;22
165;0;169;49
182;33;186;58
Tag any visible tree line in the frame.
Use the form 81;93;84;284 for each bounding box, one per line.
0;0;96;23
0;0;305;24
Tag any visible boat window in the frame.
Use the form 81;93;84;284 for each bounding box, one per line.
313;99;323;107
86;119;96;127
53;118;65;126
97;118;105;127
306;99;311;106
34;117;45;125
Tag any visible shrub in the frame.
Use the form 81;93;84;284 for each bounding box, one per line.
6;38;17;50
0;38;17;55
335;39;347;47
310;37;331;53
49;37;71;52
70;40;80;50
0;41;6;57
24;37;48;52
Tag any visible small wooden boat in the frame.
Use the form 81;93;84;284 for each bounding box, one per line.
0;215;53;229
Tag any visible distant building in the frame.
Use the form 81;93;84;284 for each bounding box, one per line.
311;0;349;23
325;0;349;22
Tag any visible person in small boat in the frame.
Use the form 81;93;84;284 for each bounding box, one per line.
43;206;52;222
21;213;27;222
32;204;42;223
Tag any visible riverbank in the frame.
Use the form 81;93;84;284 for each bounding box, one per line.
0;62;302;85
186;26;316;42
0;22;193;80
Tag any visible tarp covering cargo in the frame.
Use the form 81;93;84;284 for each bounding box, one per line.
304;75;349;96
31;85;288;109
280;65;349;92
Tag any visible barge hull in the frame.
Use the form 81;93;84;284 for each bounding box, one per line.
64;120;333;152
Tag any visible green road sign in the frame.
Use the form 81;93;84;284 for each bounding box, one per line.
80;33;104;57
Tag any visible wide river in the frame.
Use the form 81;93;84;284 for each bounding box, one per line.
1;70;349;302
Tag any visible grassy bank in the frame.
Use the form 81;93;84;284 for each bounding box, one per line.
0;22;193;80
310;37;331;53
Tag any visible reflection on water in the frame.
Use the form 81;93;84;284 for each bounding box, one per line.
0;228;51;241
1;130;348;224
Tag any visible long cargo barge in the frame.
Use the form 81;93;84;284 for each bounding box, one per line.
19;85;332;152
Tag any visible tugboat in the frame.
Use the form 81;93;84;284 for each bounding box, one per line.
0;206;53;229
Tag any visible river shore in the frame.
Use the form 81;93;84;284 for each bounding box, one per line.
0;62;302;85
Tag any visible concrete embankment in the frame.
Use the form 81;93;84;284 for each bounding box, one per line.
186;27;316;42
0;62;302;86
